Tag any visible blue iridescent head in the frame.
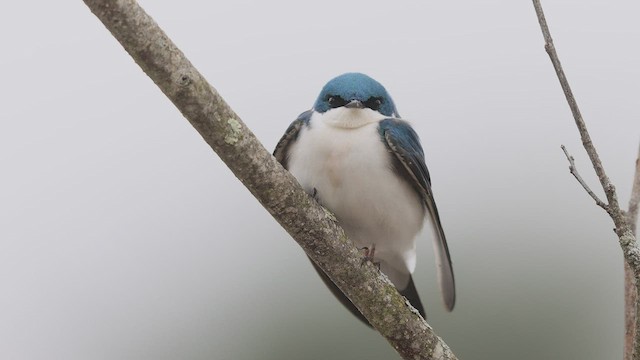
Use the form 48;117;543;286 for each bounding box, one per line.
313;73;398;117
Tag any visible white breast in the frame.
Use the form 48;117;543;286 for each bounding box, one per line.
287;109;425;288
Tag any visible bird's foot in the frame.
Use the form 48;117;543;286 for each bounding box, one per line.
359;245;380;270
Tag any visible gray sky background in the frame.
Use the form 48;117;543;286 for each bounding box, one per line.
1;1;639;359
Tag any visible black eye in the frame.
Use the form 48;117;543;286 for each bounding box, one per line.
327;95;346;108
365;97;383;111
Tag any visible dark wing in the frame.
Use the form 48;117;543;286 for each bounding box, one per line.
379;119;456;311
273;110;313;168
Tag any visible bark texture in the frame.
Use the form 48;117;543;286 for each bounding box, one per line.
82;0;457;359
626;147;640;360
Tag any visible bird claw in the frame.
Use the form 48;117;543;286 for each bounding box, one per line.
359;245;380;270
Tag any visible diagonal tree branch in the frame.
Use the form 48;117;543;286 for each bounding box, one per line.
532;1;640;359
81;0;456;359
532;0;634;233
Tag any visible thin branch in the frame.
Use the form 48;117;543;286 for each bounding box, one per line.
81;1;456;359
533;1;640;359
561;145;609;211
532;0;640;274
532;0;624;221
532;0;634;244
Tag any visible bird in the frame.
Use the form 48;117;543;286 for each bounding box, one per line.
273;72;455;325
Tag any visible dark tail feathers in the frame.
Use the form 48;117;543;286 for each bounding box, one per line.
308;257;426;327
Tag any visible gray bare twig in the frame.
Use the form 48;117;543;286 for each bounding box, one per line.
532;1;640;359
81;0;457;359
561;145;608;211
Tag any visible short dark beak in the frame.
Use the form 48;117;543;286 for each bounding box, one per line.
344;100;364;109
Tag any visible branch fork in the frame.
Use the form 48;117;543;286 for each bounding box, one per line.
534;1;640;359
561;145;609;212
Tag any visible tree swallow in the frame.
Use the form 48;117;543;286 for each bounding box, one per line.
274;73;455;325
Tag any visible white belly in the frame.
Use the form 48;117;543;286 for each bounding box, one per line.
287;112;425;288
